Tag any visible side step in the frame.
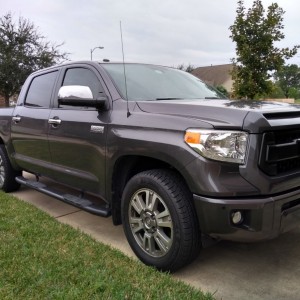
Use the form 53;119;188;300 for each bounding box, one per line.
15;176;111;217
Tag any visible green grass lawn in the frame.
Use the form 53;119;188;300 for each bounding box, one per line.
0;192;214;300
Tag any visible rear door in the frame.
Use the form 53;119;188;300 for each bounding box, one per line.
48;65;109;198
11;70;58;176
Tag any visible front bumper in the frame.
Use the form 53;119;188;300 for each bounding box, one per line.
194;188;300;242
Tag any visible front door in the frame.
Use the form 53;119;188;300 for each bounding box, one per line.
48;66;108;198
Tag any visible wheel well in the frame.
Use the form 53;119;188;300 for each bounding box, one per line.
111;156;189;225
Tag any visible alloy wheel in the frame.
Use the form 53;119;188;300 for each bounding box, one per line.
128;188;173;258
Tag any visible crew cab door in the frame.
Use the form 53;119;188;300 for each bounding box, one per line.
48;65;109;198
10;70;58;176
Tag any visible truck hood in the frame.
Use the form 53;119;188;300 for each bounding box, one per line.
136;99;300;133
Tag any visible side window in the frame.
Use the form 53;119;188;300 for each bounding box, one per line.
62;68;103;98
25;71;58;108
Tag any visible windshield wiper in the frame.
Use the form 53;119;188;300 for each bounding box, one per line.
155;97;184;100
204;97;221;99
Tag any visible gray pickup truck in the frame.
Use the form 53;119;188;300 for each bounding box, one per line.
0;61;300;271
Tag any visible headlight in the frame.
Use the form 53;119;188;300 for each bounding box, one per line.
184;129;249;164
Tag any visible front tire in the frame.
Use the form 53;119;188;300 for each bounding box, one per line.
122;169;201;272
0;145;21;192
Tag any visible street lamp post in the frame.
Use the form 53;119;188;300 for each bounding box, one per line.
90;46;104;60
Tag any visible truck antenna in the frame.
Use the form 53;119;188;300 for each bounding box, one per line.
120;21;130;117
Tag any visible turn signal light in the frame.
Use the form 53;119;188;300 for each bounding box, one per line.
184;131;201;144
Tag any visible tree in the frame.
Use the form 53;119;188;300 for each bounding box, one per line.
273;64;300;98
215;85;230;98
229;0;299;99
288;87;300;100
177;63;195;73
267;82;285;99
0;13;68;106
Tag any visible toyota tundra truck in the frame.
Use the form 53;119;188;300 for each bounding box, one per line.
0;61;300;271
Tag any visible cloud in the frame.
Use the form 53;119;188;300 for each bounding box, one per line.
1;0;299;66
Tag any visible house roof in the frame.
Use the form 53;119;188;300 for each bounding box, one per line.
191;64;233;87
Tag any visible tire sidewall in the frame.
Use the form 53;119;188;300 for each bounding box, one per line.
0;146;8;190
0;145;20;192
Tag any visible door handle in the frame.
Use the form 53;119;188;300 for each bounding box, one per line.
48;118;62;125
12;115;21;123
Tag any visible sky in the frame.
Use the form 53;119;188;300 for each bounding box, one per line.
1;0;300;68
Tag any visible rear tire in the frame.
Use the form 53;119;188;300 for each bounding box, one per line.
0;145;21;192
122;169;201;272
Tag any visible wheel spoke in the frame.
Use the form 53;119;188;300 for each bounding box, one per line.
131;194;146;215
156;218;172;228
143;232;156;254
154;229;172;253
155;209;169;220
129;216;144;233
144;190;151;208
156;207;172;228
145;190;158;213
0;162;4;187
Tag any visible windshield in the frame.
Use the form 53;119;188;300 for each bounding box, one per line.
101;63;225;101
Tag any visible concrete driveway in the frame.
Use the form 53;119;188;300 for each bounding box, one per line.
12;176;300;300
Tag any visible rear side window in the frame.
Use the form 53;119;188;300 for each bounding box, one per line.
62;68;103;98
25;71;58;108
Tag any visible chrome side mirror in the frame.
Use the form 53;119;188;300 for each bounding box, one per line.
58;85;107;108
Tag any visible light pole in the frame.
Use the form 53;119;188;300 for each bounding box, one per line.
90;46;104;60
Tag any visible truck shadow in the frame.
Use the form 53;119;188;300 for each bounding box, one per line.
175;228;300;299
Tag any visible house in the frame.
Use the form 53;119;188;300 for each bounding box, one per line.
191;64;233;93
191;64;297;103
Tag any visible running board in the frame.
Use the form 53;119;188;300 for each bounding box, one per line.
15;176;111;217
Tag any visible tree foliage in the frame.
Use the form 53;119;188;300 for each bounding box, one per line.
177;63;195;73
288;87;300;100
0;13;68;106
267;82;285;99
273;64;300;98
229;0;299;99
215;85;230;98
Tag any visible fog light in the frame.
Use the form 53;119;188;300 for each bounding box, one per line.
231;211;243;225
